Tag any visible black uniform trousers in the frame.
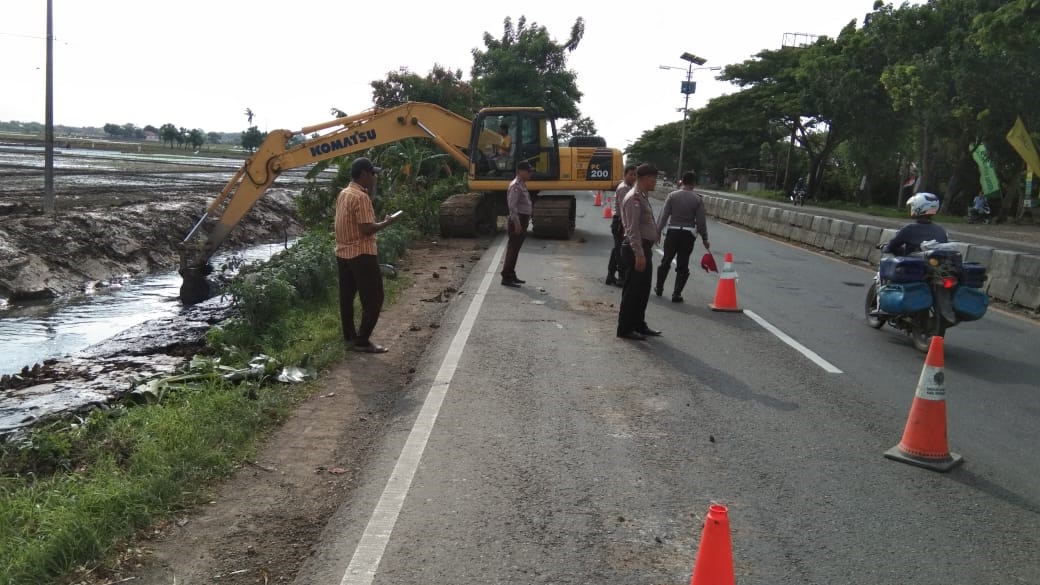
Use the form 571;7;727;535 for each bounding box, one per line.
501;214;530;282
657;228;696;291
617;240;654;335
337;254;384;345
607;216;627;282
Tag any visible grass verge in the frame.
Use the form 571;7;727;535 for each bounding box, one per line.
0;233;410;585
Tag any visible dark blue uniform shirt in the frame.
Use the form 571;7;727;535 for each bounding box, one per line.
884;220;949;256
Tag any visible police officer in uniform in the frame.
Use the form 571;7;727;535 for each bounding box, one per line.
617;163;662;340
655;171;710;303
606;164;638;286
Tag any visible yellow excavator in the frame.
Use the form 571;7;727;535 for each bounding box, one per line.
178;101;623;303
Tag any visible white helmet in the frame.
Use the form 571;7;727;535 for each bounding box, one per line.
906;192;940;218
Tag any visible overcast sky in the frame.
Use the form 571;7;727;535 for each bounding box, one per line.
2;0;921;149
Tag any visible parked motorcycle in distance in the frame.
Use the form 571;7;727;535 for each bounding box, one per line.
864;241;990;351
967;204;992;224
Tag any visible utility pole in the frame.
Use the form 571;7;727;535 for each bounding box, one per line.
660;53;719;181
43;0;55;214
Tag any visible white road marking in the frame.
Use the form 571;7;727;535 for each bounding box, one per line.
652;247;841;373
338;235;508;585
744;310;844;374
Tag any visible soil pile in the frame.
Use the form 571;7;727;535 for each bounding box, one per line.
0;187;303;301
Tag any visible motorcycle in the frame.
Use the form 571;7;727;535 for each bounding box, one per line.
864;241;990;351
790;185;807;206
967;204;992;224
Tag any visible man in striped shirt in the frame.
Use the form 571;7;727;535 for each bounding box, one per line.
334;157;398;353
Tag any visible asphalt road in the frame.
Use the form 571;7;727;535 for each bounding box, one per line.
295;191;1040;585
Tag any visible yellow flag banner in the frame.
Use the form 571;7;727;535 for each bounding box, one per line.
1006;117;1040;177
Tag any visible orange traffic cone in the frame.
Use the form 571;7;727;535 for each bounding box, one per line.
594;190;602;206
689;504;735;585
603;199;613;219
885;336;963;471
709;253;742;312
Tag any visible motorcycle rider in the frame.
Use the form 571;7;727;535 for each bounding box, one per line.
791;177;806;203
883;192;949;257
969;191;991;223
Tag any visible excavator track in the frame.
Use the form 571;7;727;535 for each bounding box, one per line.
531;195;576;239
439;192;495;238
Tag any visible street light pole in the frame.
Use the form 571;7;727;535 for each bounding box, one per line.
660;53;719;181
677;65;693;182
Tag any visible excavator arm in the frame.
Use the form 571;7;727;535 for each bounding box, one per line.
178;102;475;304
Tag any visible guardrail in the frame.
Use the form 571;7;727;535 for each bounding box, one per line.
700;195;1040;312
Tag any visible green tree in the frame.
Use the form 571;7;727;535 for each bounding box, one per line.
370;65;475;117
122;123;142;139
207;131;222;144
689;93;787;185
188;128;206;151
798;20;908;205
470;15;585;117
241;126;265;152
557;116;598;145
873;0;1034;215
102;123;123;138
159;123;179;148
722;44;847;198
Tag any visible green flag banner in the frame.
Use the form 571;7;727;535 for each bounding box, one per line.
971;143;1002;198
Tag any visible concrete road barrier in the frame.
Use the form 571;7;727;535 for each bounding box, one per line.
697;194;1040;312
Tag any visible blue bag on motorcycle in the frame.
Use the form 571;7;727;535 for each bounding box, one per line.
878;282;933;314
879;256;928;283
953;286;989;321
960;262;987;288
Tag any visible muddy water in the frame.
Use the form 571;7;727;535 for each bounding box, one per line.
0;241;292;376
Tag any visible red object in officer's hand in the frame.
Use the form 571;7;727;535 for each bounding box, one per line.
701;252;719;273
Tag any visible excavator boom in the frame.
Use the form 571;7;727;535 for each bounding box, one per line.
178;102;475;303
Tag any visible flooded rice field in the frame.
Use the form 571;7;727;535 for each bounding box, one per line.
0;143;315;197
0;240;292;376
0;141;315;438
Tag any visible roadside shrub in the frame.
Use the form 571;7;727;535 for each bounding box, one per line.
379;174;467;235
219;224;413;349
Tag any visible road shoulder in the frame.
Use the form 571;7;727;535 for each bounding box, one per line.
75;237;487;585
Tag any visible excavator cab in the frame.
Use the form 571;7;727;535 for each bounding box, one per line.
470;108;559;181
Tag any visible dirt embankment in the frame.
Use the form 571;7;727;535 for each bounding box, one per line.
0;187;303;301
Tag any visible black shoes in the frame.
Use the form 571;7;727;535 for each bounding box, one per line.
502;275;524;286
671;294;683;303
605;275;617;286
618;327;661;340
654;284;664;297
353;342;388;353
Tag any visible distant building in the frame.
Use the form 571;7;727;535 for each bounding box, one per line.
144;130;160;142
724;167;775;192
